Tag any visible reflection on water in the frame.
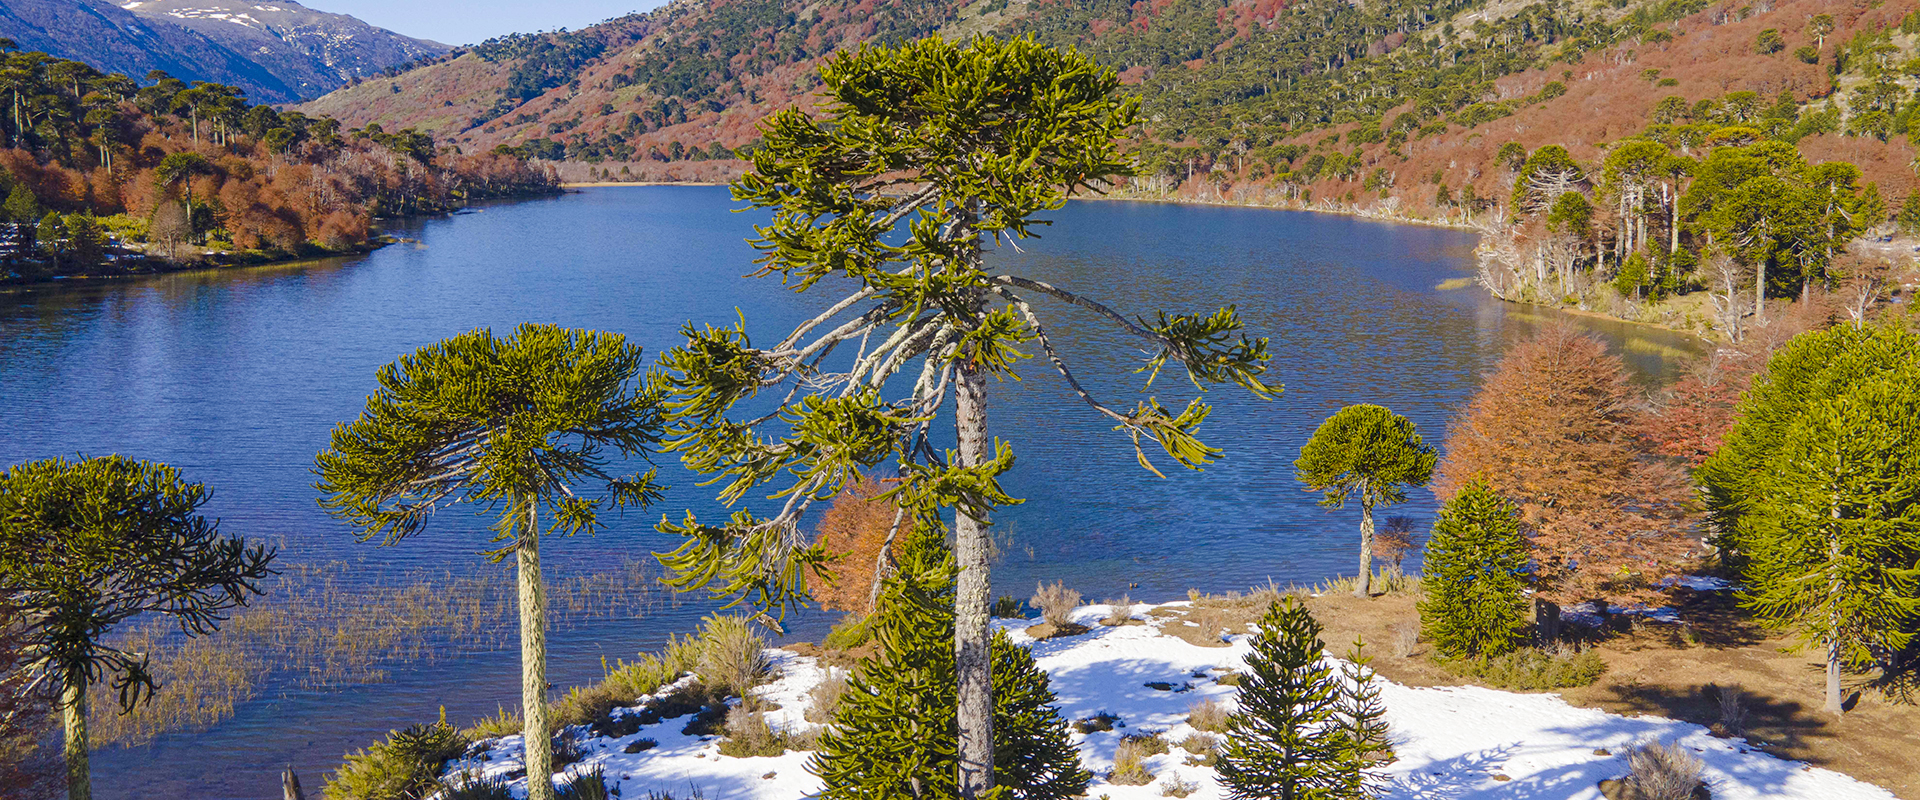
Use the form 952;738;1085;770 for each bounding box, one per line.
0;189;1705;798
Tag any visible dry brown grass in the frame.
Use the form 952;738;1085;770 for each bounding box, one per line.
1030;582;1082;627
85;558;665;747
1296;589;1920;798
810;476;903;615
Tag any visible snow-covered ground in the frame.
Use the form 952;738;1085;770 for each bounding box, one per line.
446;602;1896;800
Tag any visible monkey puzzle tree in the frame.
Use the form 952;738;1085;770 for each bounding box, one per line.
314;323;665;800
652;35;1276;798
0;455;276;800
1294;404;1435;598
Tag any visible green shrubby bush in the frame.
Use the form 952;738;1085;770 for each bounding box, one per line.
325;721;469;800
1447;646;1606;690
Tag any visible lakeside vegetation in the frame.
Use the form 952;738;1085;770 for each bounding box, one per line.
1;22;1918;800
0;43;559;288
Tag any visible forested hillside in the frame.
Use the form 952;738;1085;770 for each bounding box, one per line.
0;46;557;286
300;0;1920;337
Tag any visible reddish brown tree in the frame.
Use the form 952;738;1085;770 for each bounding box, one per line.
1436;325;1698;609
810;476;905;616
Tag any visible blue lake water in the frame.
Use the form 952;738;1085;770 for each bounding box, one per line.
0;187;1705;798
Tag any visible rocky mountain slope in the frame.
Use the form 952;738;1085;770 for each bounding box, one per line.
0;0;446;101
0;0;300;99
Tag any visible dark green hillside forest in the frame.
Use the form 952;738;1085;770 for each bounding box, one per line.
0;42;557;287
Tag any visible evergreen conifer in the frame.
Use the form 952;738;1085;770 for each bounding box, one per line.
1899;191;1920;235
810;525;1089;799
1418;479;1532;658
1218;597;1364;800
1335;639;1392;798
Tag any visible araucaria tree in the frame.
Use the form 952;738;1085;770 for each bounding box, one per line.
811;526;1090;798
1700;321;1920;714
1294;404;1435;597
1418;478;1532;658
0;455;276;800
1435;325;1695;618
1218;597;1385;800
314;324;666;800
652;35;1275;798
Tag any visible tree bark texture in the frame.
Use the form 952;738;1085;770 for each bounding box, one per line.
1356;498;1375;598
953;360;995;799
1824;639;1845;715
282;765;306;800
519;501;554;800
62;678;90;800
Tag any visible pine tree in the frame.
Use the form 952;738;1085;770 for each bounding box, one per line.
810;526;1089;799
1417;479;1532;658
1740;357;1920;715
1217;597;1356;800
1335;638;1392;798
1897;191;1920;236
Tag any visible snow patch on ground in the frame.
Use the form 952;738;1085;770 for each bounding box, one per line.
445;602;1895;800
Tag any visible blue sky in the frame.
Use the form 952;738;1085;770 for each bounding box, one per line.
316;0;666;46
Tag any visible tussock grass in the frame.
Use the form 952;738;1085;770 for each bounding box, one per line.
1316;568;1423;597
1031;582;1082;627
89;558;665;747
805;667;849;724
1185;699;1230;733
696;615;771;699
1624;739;1706;800
1101;596;1135;626
1108;734;1165;785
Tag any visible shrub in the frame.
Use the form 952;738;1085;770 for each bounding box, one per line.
440;773;513;800
1031;581;1082;627
1710;683;1747;738
1176;733;1220;767
1623;740;1705;800
1101;596;1134;626
822;614;873;651
556;767;612;800
325;722;468;800
1158;776;1200;797
991;595;1027;618
1107;735;1163;785
1447;646;1606;690
1185;699;1230;733
461;706;521;741
1754;28;1785;55
806;668;850;724
697;615;770;699
1794;45;1819;64
1419;479;1532;658
1073;712;1121;734
717;705;787;758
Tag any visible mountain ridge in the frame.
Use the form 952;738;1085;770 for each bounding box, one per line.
0;0;447;102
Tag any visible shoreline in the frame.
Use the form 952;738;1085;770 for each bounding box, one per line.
0;239;395;295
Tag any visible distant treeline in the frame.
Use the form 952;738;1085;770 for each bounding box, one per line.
0;41;559;285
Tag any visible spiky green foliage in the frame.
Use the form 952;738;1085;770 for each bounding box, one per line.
314;323;666;551
325;722;469;800
1739;356;1920;674
314;323;667;800
1294;404;1435;597
1417;479;1532;658
0;455;276;800
1701;322;1919;557
1336;639;1392;781
652;33;1277;616
809;529;1091;799
1217;598;1366;800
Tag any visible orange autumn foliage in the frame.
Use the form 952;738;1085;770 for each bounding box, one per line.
1436;325;1698;606
811;476;904;615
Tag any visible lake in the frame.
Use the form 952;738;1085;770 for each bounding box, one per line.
0;187;1706;798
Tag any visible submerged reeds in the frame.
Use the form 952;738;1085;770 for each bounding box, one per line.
87;558;666;747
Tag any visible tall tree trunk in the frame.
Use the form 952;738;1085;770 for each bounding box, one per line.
1355;497;1374;598
518;501;553;800
1824;638;1845;715
62;678;90;800
1669;183;1680;255
953;359;994;798
1754;259;1766;321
